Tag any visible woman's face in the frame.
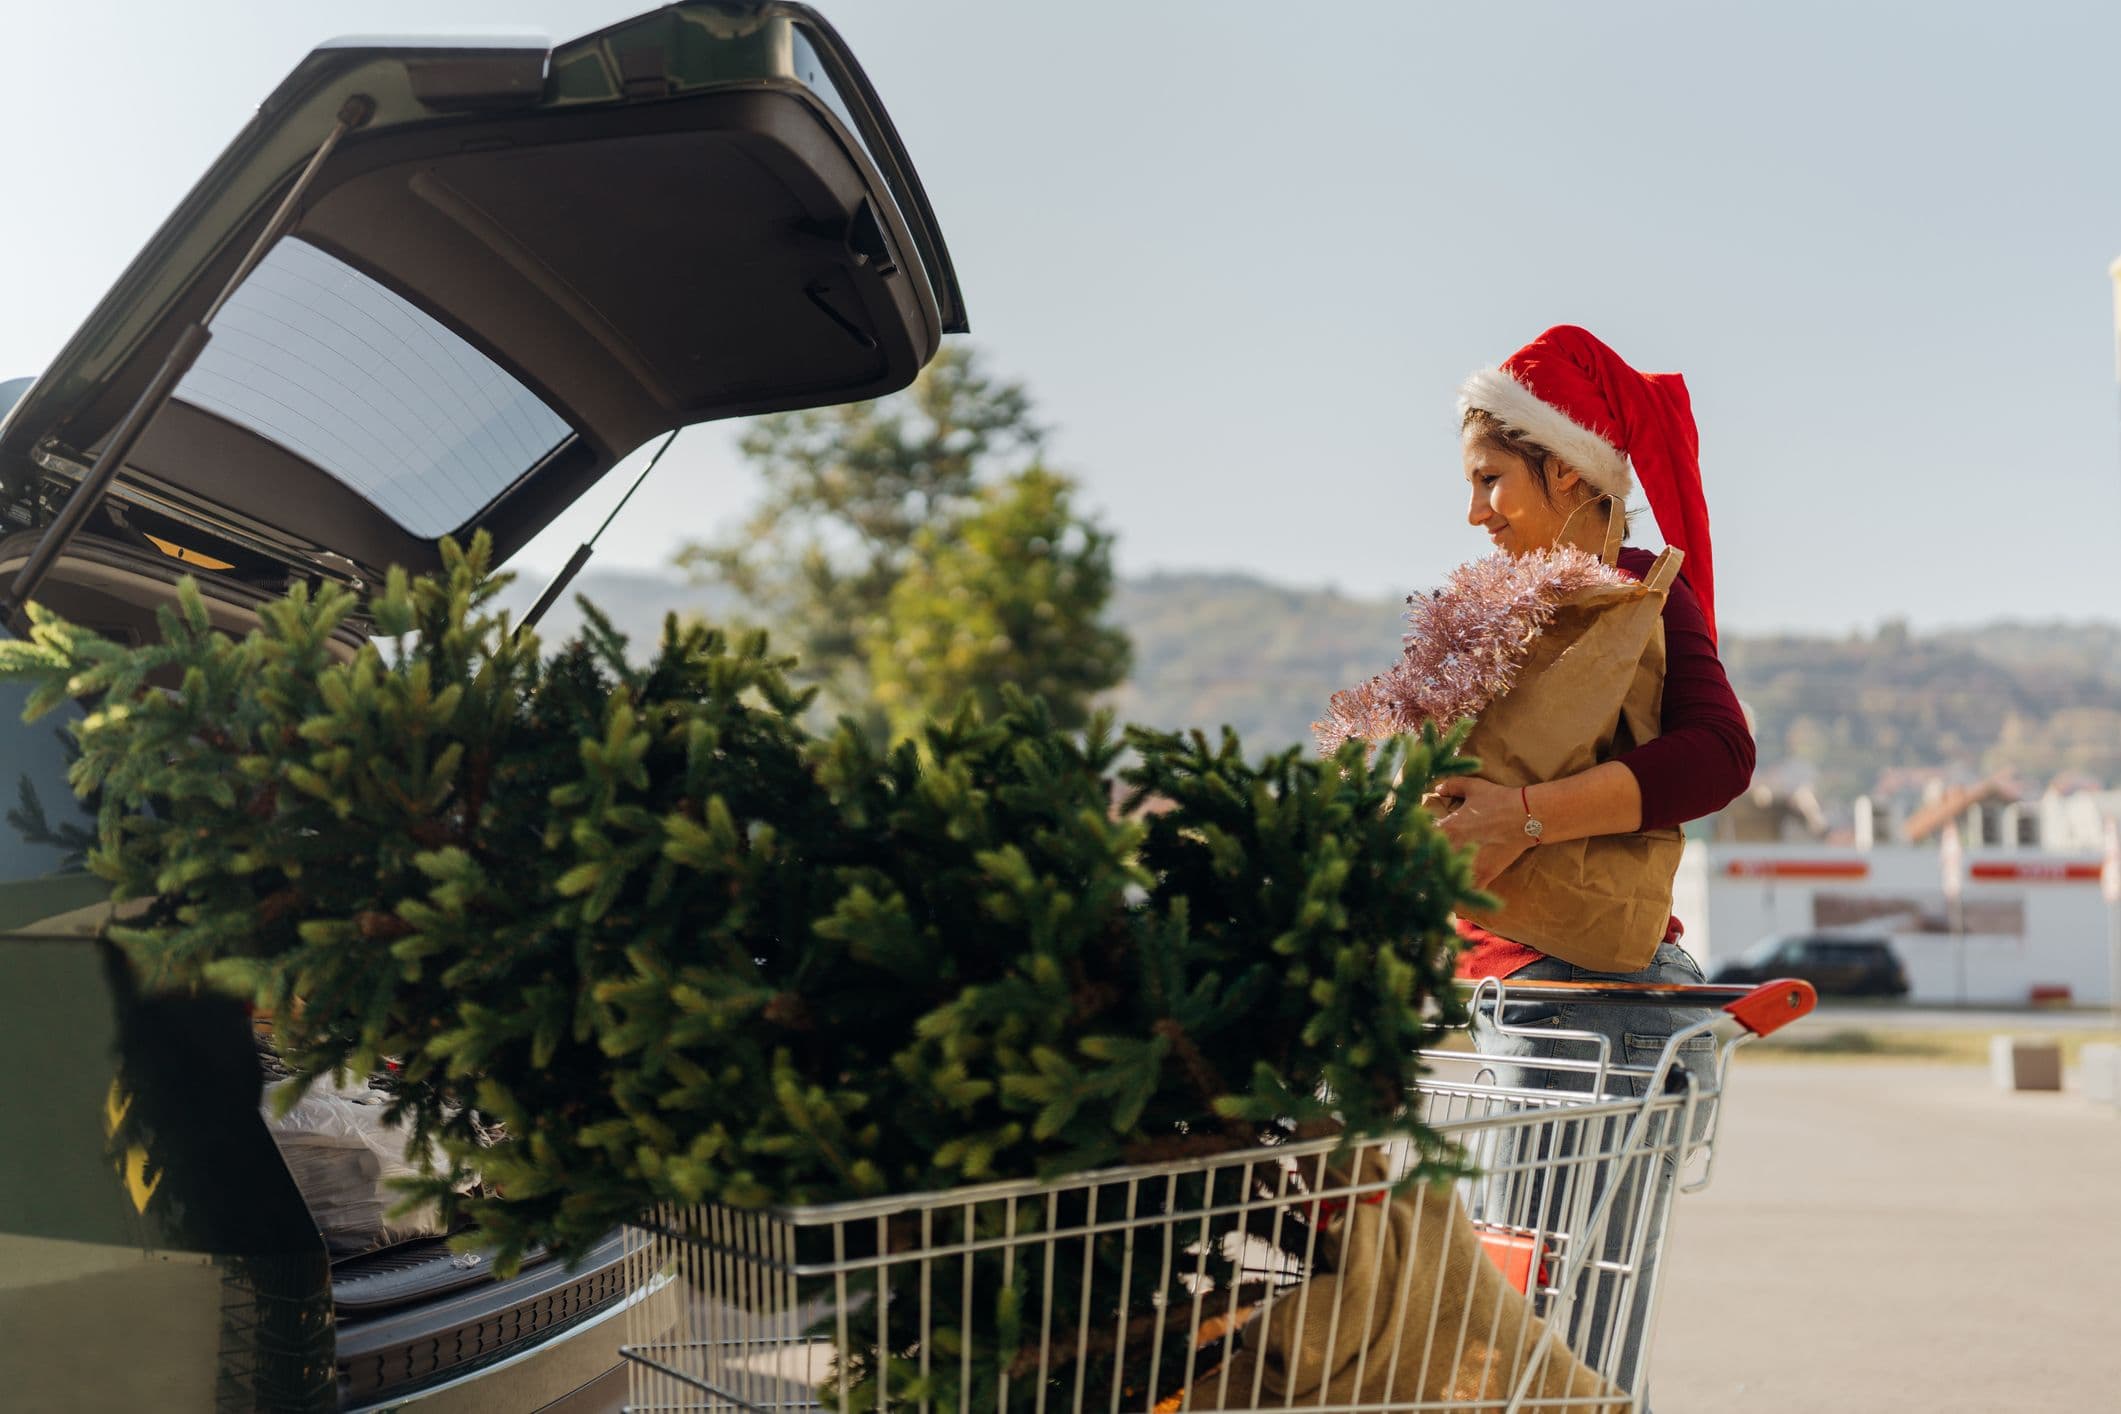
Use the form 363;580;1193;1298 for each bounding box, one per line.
1461;429;1584;556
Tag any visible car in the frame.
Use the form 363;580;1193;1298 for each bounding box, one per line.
0;4;964;1410
1711;933;1910;998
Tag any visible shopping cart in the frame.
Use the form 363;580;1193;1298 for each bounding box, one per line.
618;977;1814;1414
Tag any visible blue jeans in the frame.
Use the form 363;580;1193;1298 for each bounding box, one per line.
1467;943;1717;1407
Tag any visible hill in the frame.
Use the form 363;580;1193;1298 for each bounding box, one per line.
1098;572;1404;748
503;564;2121;805
495;566;740;647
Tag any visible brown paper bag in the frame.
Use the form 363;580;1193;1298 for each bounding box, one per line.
1195;1151;1625;1411
1447;504;1685;974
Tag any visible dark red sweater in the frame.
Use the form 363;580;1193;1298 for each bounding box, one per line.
1454;548;1754;976
1612;547;1754;829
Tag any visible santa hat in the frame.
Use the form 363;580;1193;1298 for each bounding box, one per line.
1458;325;1717;643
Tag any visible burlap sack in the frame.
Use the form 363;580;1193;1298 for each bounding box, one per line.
1196;1151;1625;1411
1447;504;1686;974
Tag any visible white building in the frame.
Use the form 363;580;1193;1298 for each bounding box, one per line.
1674;839;2117;1006
2040;789;2121;853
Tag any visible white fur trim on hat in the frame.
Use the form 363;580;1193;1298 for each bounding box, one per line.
1457;367;1633;499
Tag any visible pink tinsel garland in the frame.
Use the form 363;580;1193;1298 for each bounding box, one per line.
1313;547;1629;754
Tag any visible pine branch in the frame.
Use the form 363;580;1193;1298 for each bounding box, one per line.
356;911;413;943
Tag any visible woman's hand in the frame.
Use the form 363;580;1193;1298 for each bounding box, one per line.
1430;776;1528;847
1429;763;1646;885
1430;776;1534;888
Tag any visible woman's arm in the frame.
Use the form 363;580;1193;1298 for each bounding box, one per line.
1615;571;1755;829
1431;765;1641;884
1434;762;1643;844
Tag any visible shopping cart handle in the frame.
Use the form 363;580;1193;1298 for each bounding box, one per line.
1454;976;1818;1037
1720;976;1816;1038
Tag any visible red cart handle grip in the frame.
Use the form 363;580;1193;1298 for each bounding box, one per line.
1720;977;1816;1038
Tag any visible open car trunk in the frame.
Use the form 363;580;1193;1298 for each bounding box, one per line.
0;6;961;1410
0;536;647;1411
0;1;965;598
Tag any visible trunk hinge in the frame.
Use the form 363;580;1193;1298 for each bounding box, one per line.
1;94;374;633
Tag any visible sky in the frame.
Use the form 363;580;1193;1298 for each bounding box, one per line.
5;0;2121;636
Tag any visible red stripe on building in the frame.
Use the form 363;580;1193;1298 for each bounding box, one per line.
1968;861;2102;883
1722;860;1870;879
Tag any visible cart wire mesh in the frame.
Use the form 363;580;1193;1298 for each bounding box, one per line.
620;981;1803;1414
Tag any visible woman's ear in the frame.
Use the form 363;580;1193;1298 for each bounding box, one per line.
1549;460;1584;498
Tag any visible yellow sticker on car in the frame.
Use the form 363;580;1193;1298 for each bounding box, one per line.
144;533;235;571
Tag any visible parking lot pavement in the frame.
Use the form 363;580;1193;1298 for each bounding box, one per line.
1649;1061;2121;1411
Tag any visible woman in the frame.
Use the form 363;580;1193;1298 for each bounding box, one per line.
1434;325;1752;1055
1434;326;1753;1400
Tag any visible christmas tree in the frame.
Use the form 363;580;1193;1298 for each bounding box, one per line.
0;535;1482;1410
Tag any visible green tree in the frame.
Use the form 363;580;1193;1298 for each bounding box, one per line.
0;543;1481;1413
676;346;1122;734
869;467;1129;740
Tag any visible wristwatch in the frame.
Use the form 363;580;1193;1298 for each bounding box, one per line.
1520;785;1544;845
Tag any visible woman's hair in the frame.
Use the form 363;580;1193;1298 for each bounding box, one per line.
1462;407;1563;499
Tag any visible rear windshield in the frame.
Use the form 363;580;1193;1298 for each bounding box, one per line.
0;666;98;929
174;237;571;538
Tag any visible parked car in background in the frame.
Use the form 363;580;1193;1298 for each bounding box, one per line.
0;4;963;1410
1713;934;1910;998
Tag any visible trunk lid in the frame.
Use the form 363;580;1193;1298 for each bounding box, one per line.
0;2;964;588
